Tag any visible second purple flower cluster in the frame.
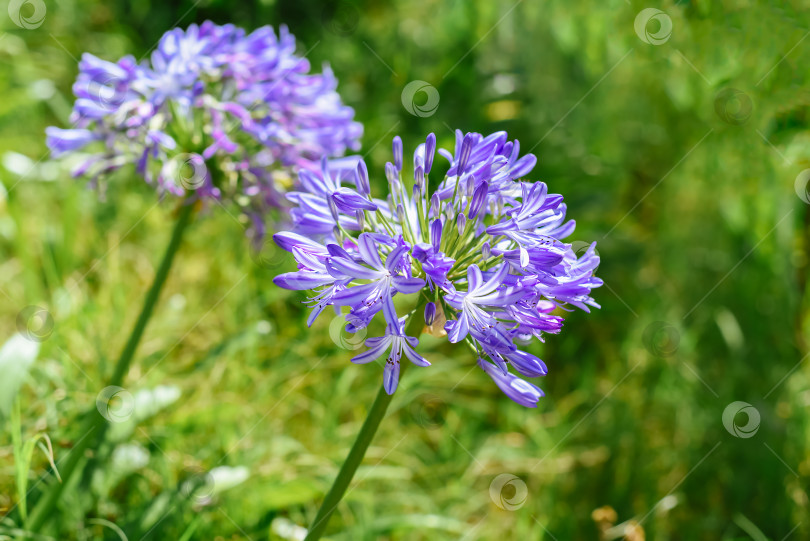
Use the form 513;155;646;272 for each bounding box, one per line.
46;21;362;241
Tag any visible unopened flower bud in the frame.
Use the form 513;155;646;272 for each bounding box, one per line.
424;302;436;326
456;213;466;235
385;162;399;186
425;133;436;175
430;192;441;217
356;160;370;195
468;181;488;219
392;136;403;172
444;204;455;222
415;165;425;193
396;203;406;224
430;218;443;251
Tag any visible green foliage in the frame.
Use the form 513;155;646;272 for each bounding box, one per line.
1;0;809;539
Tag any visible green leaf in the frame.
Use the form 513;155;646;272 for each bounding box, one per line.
11;399;59;522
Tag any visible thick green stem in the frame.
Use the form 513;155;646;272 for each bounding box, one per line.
304;298;428;541
26;201;195;533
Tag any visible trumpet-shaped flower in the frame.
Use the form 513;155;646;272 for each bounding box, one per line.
352;318;430;394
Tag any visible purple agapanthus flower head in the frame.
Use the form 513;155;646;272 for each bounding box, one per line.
46;21;362;241
273;130;602;407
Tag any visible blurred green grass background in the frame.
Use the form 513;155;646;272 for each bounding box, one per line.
1;0;810;539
